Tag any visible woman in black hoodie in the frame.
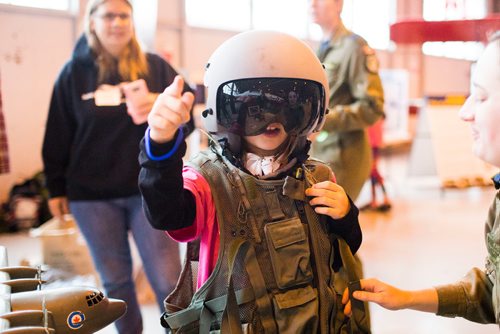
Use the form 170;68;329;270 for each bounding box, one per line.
42;1;193;333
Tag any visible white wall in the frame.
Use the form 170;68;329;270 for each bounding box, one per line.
0;1;476;201
0;5;75;201
424;56;471;95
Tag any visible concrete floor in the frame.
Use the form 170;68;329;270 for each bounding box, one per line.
1;148;499;333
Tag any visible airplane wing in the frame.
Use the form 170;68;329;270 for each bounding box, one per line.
0;268;40;280
0;246;55;333
0;245;125;333
0;326;55;333
1;280;43;294
0;247;44;294
0;284;10;314
0;247;11;317
0;310;55;328
0;247;7;267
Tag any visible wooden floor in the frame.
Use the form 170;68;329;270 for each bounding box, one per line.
1;148;499;333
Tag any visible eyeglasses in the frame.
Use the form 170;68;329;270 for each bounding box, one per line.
96;12;131;22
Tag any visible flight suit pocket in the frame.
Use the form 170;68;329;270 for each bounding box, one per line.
264;218;313;289
323;62;340;87
272;286;318;333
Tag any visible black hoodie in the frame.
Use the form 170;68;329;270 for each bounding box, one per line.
42;35;194;200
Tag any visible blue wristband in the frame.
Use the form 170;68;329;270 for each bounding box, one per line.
145;126;184;161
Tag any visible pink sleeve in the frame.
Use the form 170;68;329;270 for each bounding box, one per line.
167;166;215;242
167;166;219;287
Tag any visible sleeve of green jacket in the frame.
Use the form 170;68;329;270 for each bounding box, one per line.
435;267;496;324
435;193;499;324
321;40;385;133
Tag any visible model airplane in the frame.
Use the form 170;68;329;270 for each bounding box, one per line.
0;245;126;333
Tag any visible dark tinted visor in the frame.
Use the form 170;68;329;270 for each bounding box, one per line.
216;78;324;136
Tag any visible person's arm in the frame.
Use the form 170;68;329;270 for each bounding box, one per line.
305;181;362;256
138;75;196;231
139;132;196;231
435;268;495;323
327;196;362;255
322;41;384;132
347;278;439;313
345;268;496;324
346;196;498;323
42;63;76;216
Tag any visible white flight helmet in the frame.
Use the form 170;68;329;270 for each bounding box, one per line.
203;30;329;156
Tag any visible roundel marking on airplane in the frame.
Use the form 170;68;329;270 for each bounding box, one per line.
67;310;86;329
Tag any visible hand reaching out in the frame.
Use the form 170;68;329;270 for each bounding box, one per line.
342;278;438;317
148;75;194;144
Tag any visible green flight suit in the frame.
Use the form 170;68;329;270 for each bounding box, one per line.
311;22;385;200
436;188;500;325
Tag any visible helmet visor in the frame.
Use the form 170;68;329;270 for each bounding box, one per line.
216;78;325;137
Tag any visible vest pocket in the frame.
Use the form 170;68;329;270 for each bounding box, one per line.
272;286;318;333
264;218;313;289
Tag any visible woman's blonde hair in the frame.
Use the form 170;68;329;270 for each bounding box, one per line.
84;0;149;84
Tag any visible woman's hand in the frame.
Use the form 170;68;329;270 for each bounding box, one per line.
342;278;438;316
126;92;158;125
48;196;70;220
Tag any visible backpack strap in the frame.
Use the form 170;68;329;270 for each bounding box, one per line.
162;287;255;331
337;238;371;333
221;238;277;334
163;238;278;333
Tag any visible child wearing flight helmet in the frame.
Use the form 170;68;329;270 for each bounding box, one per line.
139;31;367;333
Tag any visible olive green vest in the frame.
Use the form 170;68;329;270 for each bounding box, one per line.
162;148;370;333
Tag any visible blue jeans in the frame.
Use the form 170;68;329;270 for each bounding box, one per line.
70;195;180;334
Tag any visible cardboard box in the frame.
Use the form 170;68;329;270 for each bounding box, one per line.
30;215;97;277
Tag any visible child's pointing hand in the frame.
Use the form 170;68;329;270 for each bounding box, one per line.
148;75;194;144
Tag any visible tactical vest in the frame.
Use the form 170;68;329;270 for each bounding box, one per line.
162;148;370;333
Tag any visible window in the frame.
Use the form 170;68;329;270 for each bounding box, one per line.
185;0;395;50
423;0;486;21
422;0;487;60
339;0;394;50
185;0;250;31
252;0;309;38
0;0;71;11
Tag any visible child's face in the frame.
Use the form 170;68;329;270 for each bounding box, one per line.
244;122;288;154
459;41;500;167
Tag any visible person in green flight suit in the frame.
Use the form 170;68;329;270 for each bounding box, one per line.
309;0;385;201
345;30;500;328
